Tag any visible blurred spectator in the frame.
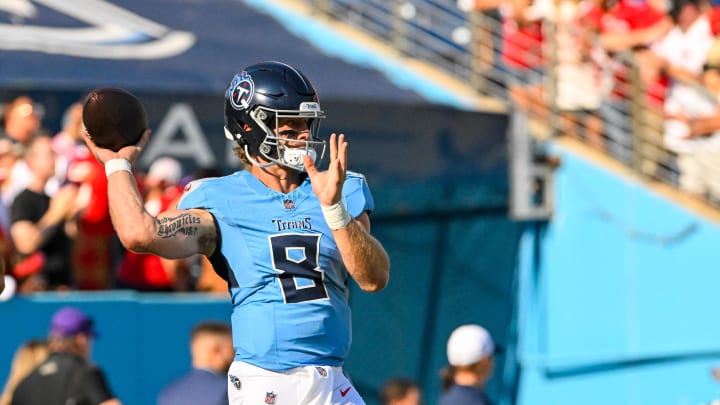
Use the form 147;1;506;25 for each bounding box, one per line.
652;0;714;87
115;157;189;291
0;138;24;278
647;0;715;179
587;0;672;163
0;252;4;294
459;0;547;113
51;102;84;188
0;143;14;278
709;3;720;34
0;97;50;286
157;321;233;405
0;140;21;234
500;0;548;118
10;306;121;405
0;95;42;153
141;157;184;219
0;339;49;405
378;377;423;405
0;273;16;302
438;324;495;405
0;96;45;234
592;0;670;53
549;0;609;149
662;38;720;201
10;136;79;293
66;131;114;290
457;0;504;92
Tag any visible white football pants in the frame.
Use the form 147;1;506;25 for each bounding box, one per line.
227;360;366;405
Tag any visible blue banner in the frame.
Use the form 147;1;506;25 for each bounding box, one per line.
0;0;425;104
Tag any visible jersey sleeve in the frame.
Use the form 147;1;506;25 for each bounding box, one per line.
176;179;230;282
176;179;227;231
177;179;211;211
343;172;374;218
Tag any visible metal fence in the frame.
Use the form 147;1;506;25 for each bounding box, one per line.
302;0;720;210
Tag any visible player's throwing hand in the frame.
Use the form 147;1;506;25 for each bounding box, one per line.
82;129;151;165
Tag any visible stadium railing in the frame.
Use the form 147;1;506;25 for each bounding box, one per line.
302;0;720;211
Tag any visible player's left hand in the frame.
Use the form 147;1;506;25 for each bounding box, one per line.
305;133;347;206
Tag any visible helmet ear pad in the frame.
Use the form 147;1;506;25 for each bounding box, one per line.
224;105;278;159
247;109;280;159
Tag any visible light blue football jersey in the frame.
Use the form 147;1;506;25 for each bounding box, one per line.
177;170;374;371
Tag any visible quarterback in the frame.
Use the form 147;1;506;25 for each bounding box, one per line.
83;61;390;404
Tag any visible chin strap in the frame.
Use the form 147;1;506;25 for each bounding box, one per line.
244;145;275;169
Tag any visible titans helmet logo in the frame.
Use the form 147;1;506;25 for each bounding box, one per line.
228;71;254;111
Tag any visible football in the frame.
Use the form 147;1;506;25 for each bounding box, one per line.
82;87;147;152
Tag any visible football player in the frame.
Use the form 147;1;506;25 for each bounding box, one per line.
83;61;390;404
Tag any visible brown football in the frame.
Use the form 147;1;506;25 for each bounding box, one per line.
82;87;147;152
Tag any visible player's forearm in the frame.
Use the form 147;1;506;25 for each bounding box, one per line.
107;171;158;252
335;220;389;292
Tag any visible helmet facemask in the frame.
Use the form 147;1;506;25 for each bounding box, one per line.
228;101;326;172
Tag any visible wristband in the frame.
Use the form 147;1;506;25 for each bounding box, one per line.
321;202;352;230
105;159;132;178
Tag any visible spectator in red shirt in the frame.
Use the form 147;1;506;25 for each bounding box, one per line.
501;0;547;118
62;126;115;290
586;0;672;163
458;0;547;117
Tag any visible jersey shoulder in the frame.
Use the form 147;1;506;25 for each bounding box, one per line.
343;171;370;194
177;173;242;210
343;171;374;215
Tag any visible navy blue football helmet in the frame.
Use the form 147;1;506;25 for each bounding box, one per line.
224;61;326;171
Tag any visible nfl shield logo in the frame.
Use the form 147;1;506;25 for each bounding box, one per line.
315;366;328;377
265;391;277;404
283;199;294;209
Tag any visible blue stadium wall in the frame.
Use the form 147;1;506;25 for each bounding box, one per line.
515;145;720;405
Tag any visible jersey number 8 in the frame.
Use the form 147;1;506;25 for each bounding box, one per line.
269;234;329;304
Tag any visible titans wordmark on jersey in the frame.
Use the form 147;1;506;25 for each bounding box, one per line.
177;170;374;370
